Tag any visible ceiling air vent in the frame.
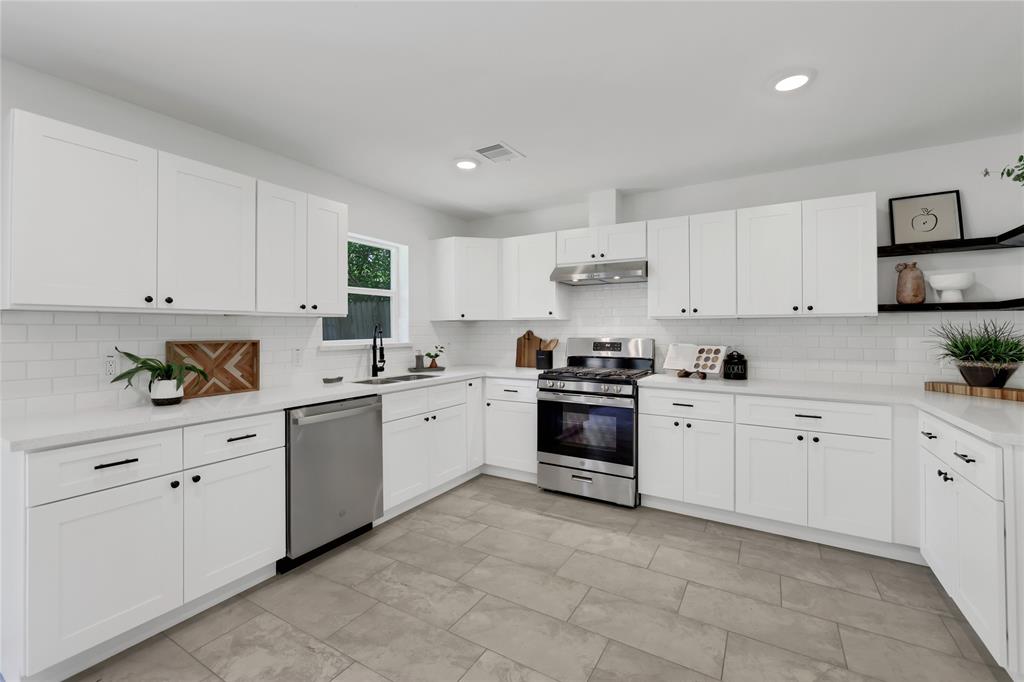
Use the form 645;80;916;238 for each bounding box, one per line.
474;141;524;164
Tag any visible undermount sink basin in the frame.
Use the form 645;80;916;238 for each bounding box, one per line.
353;375;431;385
388;375;431;381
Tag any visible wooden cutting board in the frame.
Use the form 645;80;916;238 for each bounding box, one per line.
924;381;1024;403
165;340;260;398
515;330;543;368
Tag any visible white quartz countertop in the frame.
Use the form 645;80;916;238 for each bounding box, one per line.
2;366;542;452
639;374;1024;446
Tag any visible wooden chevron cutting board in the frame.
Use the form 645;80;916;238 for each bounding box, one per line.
165;340;260;398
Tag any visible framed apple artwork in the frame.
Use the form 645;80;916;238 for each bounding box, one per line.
889;190;964;246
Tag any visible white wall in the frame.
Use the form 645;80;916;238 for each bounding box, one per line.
0;61;467;417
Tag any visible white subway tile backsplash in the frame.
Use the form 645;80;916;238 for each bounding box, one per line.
3;378;53;398
53;342;100;360
27;325;76;342
26;360;76;379
2;343;53;361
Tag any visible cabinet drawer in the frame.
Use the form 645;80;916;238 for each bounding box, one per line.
183;412;284;469
384;383;468;422
640;389;734;422
429;381;467;411
27;430;183;506
736;395;891;439
950;429;1003;501
485;378;537;403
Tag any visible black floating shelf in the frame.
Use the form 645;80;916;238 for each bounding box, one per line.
878;298;1024;313
877;224;1024;257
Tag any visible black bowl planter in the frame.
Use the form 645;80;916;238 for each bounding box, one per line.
957;362;1019;388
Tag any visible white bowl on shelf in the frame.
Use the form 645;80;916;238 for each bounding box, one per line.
925;271;975;303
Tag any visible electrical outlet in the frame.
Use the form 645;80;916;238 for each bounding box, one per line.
292;348;303;367
103;355;118;377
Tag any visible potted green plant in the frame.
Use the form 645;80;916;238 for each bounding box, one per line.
425;344;446;369
110;347;209;406
931;320;1024;388
983;155;1024;186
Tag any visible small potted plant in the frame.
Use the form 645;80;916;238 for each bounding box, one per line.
425;344;446;369
110;347;209;406
931;320;1024;388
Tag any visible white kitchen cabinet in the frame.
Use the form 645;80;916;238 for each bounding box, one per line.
735;424;807;525
501;232;567;319
638;413;684;501
305;194;349;316
466;380;484;468
429;404;468;488
646;216;690;318
26;473;184;675
183;448;285;601
736;201;803;317
688;210;737;317
922;451;959;588
801;193;877;316
257;181;308;314
432;237;500;320
383;416;431;510
484;398;537;473
807;433;891;542
682;418;735;511
6;109;159;310
556;222;646;265
157;152;256;312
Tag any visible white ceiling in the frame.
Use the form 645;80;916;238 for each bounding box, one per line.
2;2;1021;220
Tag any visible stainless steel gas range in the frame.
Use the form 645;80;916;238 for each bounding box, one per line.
536;337;655;507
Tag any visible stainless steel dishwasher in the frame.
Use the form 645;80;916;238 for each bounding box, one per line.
284;395;383;567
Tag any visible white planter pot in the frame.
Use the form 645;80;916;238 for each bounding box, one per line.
150;379;185;406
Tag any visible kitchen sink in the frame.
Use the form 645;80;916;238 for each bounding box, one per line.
354;375;431;385
388;375;431;381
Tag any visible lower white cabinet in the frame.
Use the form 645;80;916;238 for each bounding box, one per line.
466;380;484;468
26;473;184;675
638;414;684;501
383;404;468;510
808;433;891;542
484;398;537;473
638;414;733;510
735;425;808;525
183;448;285;601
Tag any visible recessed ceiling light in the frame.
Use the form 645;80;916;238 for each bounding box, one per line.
774;73;811;92
455;159;478;170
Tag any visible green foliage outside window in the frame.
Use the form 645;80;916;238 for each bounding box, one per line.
349;241;391;289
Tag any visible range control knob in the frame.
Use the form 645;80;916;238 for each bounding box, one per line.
558;381;566;389
602;385;611;393
545;380;555;388
613;386;623;393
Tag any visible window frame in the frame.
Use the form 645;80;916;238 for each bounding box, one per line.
321;233;408;348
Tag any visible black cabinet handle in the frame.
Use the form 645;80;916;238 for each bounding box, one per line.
795;414;822;419
548;311;553;315
591;254;596;258
226;433;257;443
937;469;954;482
672;403;694;407
311;304;318;310
460;313;465;318
503;389;519;393
673;421;679;427
486;402;491;407
165;296;174;304
812;436;820;443
94;457;139;470
920;431;938;440
599;253;605;257
431;415;437;420
468;382;473;387
692;308;698;313
144;295;154;303
807;305;814;311
300;304;307;310
686;423;692;428
192;474;201;483
792;305;799;311
954;452;977;464
680;307;686;314
424;416;430;422
170;480;180;488
797;435;804;441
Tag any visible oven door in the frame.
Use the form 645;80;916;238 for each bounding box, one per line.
537;391;636;477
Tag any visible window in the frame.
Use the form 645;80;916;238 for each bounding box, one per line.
322;234;407;344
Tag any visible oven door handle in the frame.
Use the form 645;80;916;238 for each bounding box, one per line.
537;391;635;408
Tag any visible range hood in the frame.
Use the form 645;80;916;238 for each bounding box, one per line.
550;260;647;286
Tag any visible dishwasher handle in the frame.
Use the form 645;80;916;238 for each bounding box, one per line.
292;404;381;427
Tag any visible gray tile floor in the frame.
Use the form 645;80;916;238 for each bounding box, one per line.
72;475;1010;682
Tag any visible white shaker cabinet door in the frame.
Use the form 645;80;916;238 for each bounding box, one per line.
256;181;308;314
306;194;349;316
735;424;807;526
484;399;537;473
736;201;803;317
682;418;735;511
157;152;256;312
646;216;690;318
802;192;877;316
601;221;647;261
922;451;958;590
556;227;601;265
807;433;891;542
383;415;431;510
8;110;159;309
502;232;565;319
454;238;500;320
689;210;737;317
26;474;184;675
638;413;684;501
429;404;469;488
466;380;485;468
183;448;285;602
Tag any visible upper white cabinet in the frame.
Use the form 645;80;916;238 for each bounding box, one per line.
157;153;256;312
432;237;500;320
801;192;877;316
736;201;803;317
555;221;646;265
501;232;567;319
6;110;159;309
647;210;736;318
256;183;348;315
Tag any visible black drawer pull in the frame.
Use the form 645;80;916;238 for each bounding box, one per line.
226;433;257;443
954;452;977;464
94;457;139;470
920;431;938;440
672;403;694;408
503;389;519;393
937;469;954;482
794;414;822;419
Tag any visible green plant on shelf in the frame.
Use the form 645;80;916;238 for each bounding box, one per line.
983;154;1024;186
425;344;446;360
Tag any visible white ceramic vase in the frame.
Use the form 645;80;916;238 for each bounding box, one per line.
150;379;185;406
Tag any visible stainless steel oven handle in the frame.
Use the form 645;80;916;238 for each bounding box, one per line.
537;391;635;408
